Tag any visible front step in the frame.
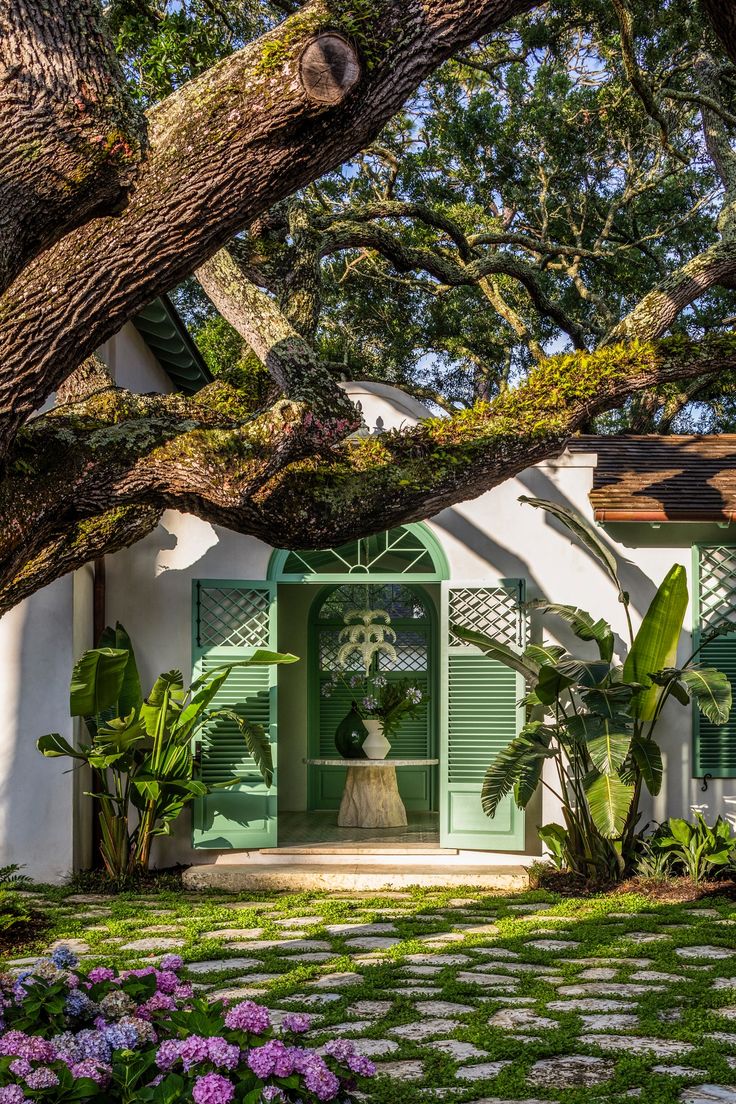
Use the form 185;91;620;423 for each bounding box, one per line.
182;863;529;893
258;845;456;856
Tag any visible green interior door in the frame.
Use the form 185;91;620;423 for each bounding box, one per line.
440;580;526;850
309;583;436;810
192;580;278;849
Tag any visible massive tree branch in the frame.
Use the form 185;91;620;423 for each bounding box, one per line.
3;333;735;612
0;0;539;455
0;0;146;294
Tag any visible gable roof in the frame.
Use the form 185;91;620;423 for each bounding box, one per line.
132;296;212;394
570;434;736;522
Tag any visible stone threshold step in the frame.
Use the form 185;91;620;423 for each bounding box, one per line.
258;846;458;856
182;863;529;893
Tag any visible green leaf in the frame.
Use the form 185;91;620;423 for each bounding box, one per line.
623;564;688;720
451;624;538;681
213;709;274;788
586;721;632;774
583;771;635;837
530;602;614;662
524;642;566;666
519;497;622;592
37;733;87;760
536;657;610;705
189;650;298;693
580;684;637;717
680;667;732;725
481;723;552;816
69;648;130;717
631;737;663;795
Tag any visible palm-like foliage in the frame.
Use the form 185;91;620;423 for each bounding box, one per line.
38;625;297;876
453;498;734;882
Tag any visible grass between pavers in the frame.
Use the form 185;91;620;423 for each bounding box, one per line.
4;884;736;1103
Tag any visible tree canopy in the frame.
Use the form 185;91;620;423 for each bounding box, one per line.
2;0;736;612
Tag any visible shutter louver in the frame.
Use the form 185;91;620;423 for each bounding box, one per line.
440;581;526;850
694;547;736;779
192;581;278;848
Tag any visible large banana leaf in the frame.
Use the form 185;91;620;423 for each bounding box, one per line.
524;642;566;666
531;602;614;662
189;650;298;693
680;667;732;725
212;709;274;788
580;684;637;718
630;737;664;795
535;657;610;705
623;564;688;721
37;733;87;760
451;624;539;682
519;497;622;593
583;771;635;837
586;721;632;775
481;723;553;816
69;648;130;718
98;622;142;719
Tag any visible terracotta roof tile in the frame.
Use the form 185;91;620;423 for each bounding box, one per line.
567;435;736;521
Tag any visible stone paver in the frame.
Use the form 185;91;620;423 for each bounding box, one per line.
528;1056;614;1087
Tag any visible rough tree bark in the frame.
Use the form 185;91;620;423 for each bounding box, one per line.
0;0;146;295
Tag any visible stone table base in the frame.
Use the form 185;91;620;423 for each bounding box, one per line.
338;764;408;828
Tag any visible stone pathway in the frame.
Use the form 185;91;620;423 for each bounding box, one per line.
10;886;736;1103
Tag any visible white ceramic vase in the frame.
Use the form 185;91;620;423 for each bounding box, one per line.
362;717;391;759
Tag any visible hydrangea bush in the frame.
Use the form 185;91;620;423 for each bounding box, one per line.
0;949;374;1103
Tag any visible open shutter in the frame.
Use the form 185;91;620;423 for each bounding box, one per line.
694;547;736;778
440;581;526;850
192;581;278;848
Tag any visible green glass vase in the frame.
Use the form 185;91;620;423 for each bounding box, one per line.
335;703;368;759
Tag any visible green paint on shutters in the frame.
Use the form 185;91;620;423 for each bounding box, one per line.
192;581;278;848
440;581;526;850
693;545;736;778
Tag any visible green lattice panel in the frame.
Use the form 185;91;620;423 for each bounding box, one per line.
448;585;523;648
198;586;270;648
698;547;736;631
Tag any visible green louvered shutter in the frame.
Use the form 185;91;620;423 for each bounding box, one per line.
440;581;526;850
192;581;278;848
694;547;736;778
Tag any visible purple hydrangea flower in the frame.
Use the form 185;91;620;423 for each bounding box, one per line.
247;1040;295;1079
280;1012;312;1034
154;970;179;994
87;967;116;984
206;1037;240;1070
140;992;176;1017
155;1039;182;1071
0;1032;56;1062
69;1059;110;1085
159;955;183;972
0;1086;26;1102
24;1068;60;1090
74;1029;111;1065
192;1072;235;1104
8;1059;31;1078
173;983;193;1000
223;1000;270;1035
179;1034;211;1070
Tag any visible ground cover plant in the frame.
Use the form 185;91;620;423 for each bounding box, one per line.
3;880;736;1104
455;497;735;883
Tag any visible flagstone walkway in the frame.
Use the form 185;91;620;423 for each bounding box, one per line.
10;885;736;1103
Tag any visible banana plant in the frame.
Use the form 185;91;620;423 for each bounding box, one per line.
38;624;297;878
453;498;734;883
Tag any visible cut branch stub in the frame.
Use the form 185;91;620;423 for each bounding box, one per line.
300;34;361;104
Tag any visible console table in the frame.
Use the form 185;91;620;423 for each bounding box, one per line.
304;758;439;828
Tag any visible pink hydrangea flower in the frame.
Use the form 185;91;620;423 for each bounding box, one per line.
223;1000;270;1034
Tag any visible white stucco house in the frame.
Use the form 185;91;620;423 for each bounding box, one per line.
3;307;736;886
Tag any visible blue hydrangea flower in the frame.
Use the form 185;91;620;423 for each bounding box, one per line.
103;1022;139;1050
65;990;93;1018
51;946;79;969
